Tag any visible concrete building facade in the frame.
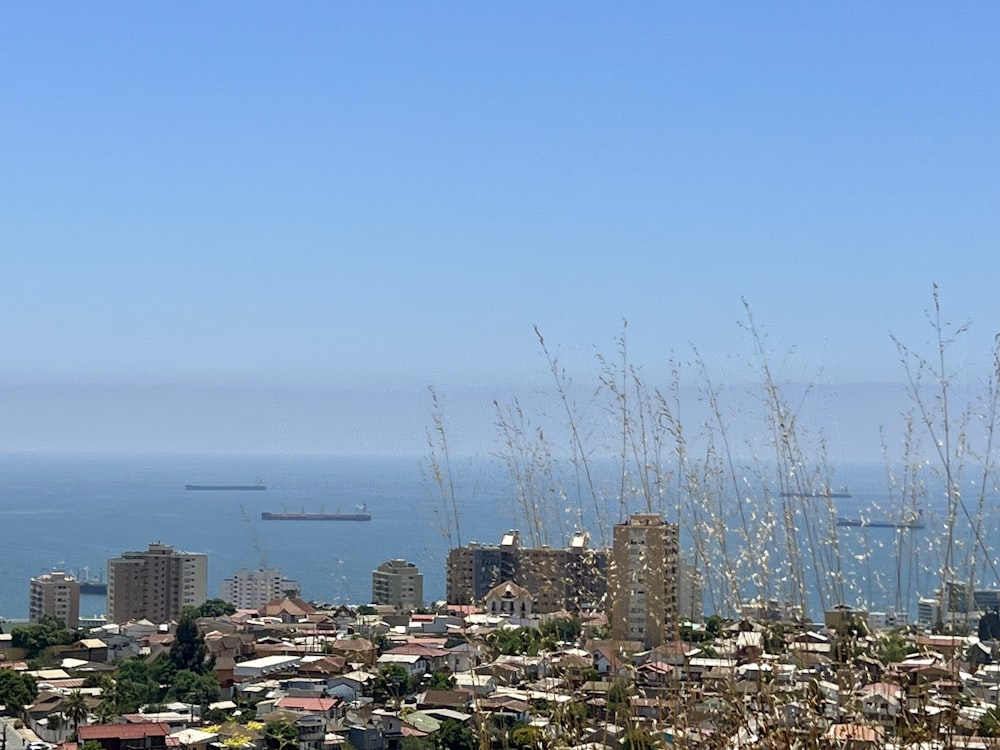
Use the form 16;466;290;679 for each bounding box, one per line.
219;568;300;610
446;530;607;613
371;559;423;610
29;571;81;629
107;542;207;624
608;514;679;648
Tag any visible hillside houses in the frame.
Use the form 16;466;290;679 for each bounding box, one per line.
7;596;1000;750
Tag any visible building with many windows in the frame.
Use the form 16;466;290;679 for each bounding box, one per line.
29;571;81;629
220;568;301;610
446;530;607;613
107;542;207;624
371;559;423;611
608;514;679;648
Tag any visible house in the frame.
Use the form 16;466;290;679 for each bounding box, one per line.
327;671;375;703
325;639;376;667
170;728;219;750
273;696;344;721
260;598;317;624
483;582;533;620
822;723;884;749
418;690;472;712
78;722;170;750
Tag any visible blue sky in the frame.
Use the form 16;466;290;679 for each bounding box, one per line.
1;4;998;455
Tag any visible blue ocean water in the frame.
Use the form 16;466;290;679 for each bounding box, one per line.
0;453;512;621
0;453;994;622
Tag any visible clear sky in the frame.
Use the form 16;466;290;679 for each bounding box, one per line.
1;4;998;456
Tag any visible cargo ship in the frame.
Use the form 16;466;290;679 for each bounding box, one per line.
75;566;108;595
185;480;266;491
262;506;371;522
780;487;852;499
836;509;925;529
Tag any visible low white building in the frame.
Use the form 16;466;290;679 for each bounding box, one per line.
233;655;302;680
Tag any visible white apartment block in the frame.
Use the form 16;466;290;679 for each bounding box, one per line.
220;568;301;610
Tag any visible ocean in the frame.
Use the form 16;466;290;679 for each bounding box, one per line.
0;453;993;623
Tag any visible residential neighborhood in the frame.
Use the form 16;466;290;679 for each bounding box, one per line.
7;561;1000;750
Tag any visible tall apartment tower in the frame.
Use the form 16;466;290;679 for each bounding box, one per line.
220;569;301;611
107;542;207;624
608;514;679;648
29;571;81;629
372;559;423;611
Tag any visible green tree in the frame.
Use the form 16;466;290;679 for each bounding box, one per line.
62;689;90;731
607;678;632;719
621;728;659;750
373;664;412;703
11;615;76;659
169;612;208;674
875;631;910;664
264;719;299;750
81;741;106;750
435;719;475;750
426;671;455;690
511;725;548;750
539;617;582;645
191;599;237;618
112;658;161;712
167;669;220;706
401;737;436;750
0;668;38;711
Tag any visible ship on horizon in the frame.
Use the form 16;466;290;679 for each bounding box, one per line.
836;508;925;530
262;505;371;522
780;486;852;499
185;479;266;491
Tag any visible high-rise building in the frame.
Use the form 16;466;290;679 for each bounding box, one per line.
371;559;423;610
446;530;607;613
29;571;81;629
608;514;679;648
220;569;301;610
107;542;207;624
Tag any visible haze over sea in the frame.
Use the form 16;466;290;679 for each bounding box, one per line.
3;451;988;624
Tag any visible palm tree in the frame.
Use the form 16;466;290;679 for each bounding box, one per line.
62;690;89;734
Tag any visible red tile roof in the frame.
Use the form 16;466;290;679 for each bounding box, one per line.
275;696;340;712
79;723;170;740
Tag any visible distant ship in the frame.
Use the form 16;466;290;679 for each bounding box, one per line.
74;566;107;595
185;480;266;491
262;505;371;522
80;579;108;595
780;487;852;499
836;509;925;529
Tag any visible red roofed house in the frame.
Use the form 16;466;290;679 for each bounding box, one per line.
78;722;170;750
274;696;344;720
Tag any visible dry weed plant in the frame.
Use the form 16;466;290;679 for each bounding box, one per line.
426;289;1000;749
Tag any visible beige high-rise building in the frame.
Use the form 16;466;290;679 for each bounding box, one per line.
608;514;679;648
372;559;423;611
29;571;80;629
107;542;207;624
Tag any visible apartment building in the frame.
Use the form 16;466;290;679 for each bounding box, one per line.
29;571;81;629
608;514;679;648
446;530;607;613
107;542;207;624
220;568;301;610
371;559;423;610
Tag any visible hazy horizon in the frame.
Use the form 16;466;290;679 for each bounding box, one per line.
2;5;997;462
